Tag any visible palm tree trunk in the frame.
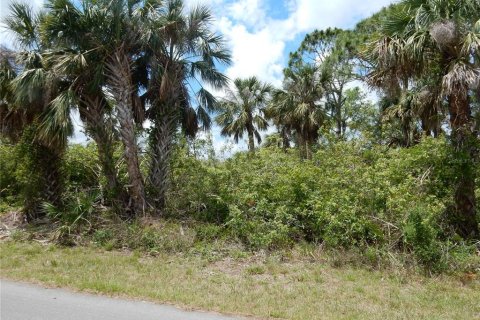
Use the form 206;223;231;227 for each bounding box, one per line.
117;98;146;215
281;127;290;151
306;137;313;160
106;52;146;216
79;100;124;205
297;133;307;159
247;126;255;154
421;119;431;137
335;104;342;138
149;110;176;213
90;126;122;200
24;143;64;221
402;123;410;147
43;148;63;206
448;92;478;238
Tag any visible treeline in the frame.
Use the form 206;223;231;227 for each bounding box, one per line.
0;0;479;249
243;0;479;238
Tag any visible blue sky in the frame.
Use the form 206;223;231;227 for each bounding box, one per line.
1;0;395;154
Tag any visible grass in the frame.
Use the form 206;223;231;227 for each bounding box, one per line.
1;241;479;319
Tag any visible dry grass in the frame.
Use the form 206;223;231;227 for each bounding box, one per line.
1;241;479;319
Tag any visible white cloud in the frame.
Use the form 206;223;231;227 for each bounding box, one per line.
290;0;394;31
205;0;394;153
69;110;89;145
228;0;266;28
209;0;394;86
217;20;285;86
184;0;225;8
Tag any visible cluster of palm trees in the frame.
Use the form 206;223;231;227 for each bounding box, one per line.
215;0;480;237
364;0;480;237
0;0;231;218
216;28;357;160
215;28;355;158
215;69;326;160
1;0;478;237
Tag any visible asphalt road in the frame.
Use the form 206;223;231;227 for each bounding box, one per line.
0;280;239;320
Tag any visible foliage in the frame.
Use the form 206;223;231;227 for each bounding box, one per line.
267;65;325;159
1;0;479;275
164;136;479;270
0;142;21;202
2;137;479;272
63;143;100;189
216;77;272;153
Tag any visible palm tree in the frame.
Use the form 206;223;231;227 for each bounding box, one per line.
216;77;272;154
0;47;24;141
367;0;480;237
267;65;325;159
379;83;444;147
42;0;147;215
41;0;126;207
3;2;73;219
140;0;231;211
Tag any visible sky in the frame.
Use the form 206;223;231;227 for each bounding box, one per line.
0;0;395;155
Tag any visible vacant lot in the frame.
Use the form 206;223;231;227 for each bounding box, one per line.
1;241;479;320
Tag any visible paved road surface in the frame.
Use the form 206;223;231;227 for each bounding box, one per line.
0;280;239;320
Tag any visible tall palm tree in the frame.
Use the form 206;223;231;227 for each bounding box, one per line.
0;47;24;141
3;2;73;219
216;77;272;154
267;65;325;159
140;0;231;211
367;0;480;237
105;48;146;214
42;0;147;215
41;0;125;206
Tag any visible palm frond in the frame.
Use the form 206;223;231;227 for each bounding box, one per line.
37;89;75;147
442;61;480;96
11;67;46;105
4;2;39;49
196;87;218;112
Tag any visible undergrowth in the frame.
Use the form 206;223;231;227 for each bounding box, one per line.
1;136;479;274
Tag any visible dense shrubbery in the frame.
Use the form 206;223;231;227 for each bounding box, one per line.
165;137;479;271
1;137;479;272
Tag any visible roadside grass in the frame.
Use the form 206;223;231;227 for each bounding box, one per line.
1;241;479;319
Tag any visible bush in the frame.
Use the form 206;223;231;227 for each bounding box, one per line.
4;136;478;272
0;143;20;199
0;142;23;210
403;208;443;270
164;137;478;271
64;143;100;189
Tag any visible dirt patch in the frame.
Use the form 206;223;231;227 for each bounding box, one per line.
0;210;25;240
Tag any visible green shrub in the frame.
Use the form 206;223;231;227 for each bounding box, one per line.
42;188;101;226
403;208;443;270
93;229;114;246
194;223;225;242
0;142;21;201
64;143;100;189
163;137;478;271
6;134;476;272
